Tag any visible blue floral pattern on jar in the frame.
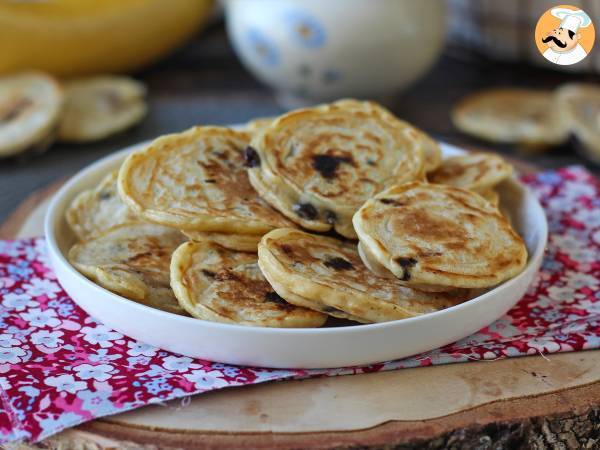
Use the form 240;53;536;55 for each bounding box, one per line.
245;28;279;66
284;9;326;49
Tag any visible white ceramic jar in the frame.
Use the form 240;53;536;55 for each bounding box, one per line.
224;0;446;106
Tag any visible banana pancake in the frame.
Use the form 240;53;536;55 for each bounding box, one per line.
68;223;187;315
170;241;327;327
555;83;600;164
353;182;527;289
58;76;147;142
118;126;293;234
247;99;424;238
0;72;63;158
66;170;140;241
452;88;566;147
258;228;472;323
182;229;261;253
428;153;513;192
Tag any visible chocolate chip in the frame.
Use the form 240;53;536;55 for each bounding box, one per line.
324;210;337;225
293;202;318;220
395;257;418;281
379;198;404;206
98;191;112;200
312;154;353;179
243;146;261;168
201;269;216;278
265;291;293;310
367;159;377;166
204;179;216;183
324;257;354;271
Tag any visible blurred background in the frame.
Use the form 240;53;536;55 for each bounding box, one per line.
0;0;599;224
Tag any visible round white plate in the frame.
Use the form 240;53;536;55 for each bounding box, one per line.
45;140;547;369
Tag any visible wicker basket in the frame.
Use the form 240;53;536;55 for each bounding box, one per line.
447;0;600;73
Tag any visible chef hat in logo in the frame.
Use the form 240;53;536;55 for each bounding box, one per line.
551;8;592;33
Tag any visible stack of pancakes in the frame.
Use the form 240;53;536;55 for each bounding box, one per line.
66;99;527;327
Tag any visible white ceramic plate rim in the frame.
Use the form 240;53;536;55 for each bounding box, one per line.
44;138;548;337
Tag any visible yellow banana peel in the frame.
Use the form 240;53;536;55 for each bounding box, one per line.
0;0;214;77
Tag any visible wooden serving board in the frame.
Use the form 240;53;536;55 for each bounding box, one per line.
3;167;599;450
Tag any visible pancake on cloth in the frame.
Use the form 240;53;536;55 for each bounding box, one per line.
247;99;424;238
353;182;527;289
0;71;63;158
58;76;147;143
118;126;293;234
182;230;261;253
452;88;566;147
170;240;327;327
258;228;472;323
66;170;140;241
555;83;600;164
428;153;513;192
68;223;187;315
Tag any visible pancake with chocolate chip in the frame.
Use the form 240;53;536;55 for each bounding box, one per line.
118;126;293;235
170;240;326;327
428;153;512;192
353;182;527;289
258;228;471;323
182;229;261;253
452;88;566;147
66;170;140;241
247;99;424;238
68;223;187;314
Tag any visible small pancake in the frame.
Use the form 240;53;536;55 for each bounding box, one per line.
118;126;293;234
182;230;260;253
428;153;513;192
170;241;326;327
555;83;600;164
248;99;424;238
66;170;139;241
452;88;566;147
0;72;63;158
58;76;147;143
68;223;187;315
353;182;527;289
258;228;472;323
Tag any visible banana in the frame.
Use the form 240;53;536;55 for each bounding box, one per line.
0;72;63;158
58;76;147;143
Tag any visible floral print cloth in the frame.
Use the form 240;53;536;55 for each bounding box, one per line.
0;166;599;444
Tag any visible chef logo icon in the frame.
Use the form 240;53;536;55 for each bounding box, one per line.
535;5;595;66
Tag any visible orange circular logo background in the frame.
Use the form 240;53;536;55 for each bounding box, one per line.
535;4;595;62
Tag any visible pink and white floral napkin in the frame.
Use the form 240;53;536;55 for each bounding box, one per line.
0;166;598;444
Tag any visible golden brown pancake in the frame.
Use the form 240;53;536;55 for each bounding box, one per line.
247;99;424;238
0;72;63;157
452;88;566;147
555;83;600;164
118;126;293;234
58;76;147;143
258;228;472;323
353;182;527;289
428;153;513;192
66;170;140;241
68;223;187;315
170;241;327;327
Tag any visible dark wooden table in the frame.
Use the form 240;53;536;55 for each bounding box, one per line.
0;23;598;224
